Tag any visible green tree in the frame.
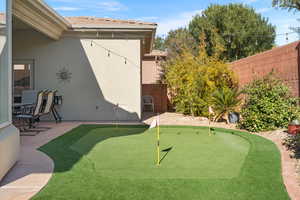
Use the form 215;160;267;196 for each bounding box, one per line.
272;0;300;11
165;35;237;116
189;4;276;61
164;28;198;60
154;36;166;51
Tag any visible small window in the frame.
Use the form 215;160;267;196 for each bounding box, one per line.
13;61;34;103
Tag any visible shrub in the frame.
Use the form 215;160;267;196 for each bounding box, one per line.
165;50;237;117
238;73;300;132
211;87;242;123
282;135;300;159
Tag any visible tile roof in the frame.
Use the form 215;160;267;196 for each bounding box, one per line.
65;16;157;28
144;50;168;57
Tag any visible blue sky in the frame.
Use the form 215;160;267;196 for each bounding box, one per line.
45;0;300;46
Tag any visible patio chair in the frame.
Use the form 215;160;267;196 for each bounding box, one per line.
32;90;57;130
142;95;155;112
16;90;45;131
13;90;38;115
41;90;56;117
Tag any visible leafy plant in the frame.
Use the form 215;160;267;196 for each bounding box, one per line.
238;73;300;132
282;134;300;159
272;0;300;11
211;87;242;123
164;34;237;117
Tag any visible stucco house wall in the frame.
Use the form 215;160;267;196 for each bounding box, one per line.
13;29;142;121
142;57;161;84
0;0;20;181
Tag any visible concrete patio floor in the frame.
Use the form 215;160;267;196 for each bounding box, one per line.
0;113;299;200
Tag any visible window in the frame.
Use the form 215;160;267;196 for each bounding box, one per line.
13;62;34;103
0;0;11;126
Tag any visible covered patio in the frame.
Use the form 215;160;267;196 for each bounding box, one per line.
11;0;157;133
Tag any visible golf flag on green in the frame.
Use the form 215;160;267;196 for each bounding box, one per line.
149;115;160;166
208;106;214;136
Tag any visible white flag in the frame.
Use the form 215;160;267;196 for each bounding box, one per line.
149;119;157;129
209;106;214;114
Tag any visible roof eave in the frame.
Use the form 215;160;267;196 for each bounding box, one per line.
13;0;71;40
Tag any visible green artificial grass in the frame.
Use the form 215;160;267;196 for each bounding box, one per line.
32;125;290;200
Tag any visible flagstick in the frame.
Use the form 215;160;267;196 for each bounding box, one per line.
209;107;212;136
157;114;160;166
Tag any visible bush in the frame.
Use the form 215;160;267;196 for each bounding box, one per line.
211;87;242;123
238;73;300;132
165;50;237;117
282;135;300;159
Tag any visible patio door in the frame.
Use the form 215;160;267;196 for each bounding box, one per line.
12;60;34;103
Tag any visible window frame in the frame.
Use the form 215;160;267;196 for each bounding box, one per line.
12;59;35;99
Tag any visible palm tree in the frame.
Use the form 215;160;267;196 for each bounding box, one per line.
211;87;242;123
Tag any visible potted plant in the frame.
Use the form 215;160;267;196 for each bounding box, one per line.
288;119;300;135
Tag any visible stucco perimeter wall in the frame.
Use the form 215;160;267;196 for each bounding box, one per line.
230;41;300;97
0;125;20;181
13;30;142;121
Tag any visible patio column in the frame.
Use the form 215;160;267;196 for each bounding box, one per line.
0;0;20;181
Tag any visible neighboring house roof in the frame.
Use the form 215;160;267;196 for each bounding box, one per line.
66;16;157;29
144;50;168;57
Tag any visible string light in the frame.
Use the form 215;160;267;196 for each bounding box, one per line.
87;40;140;69
86;30;298;67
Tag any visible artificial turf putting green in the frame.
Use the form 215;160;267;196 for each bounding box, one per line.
32;125;290;200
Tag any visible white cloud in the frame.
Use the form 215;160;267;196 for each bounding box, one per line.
243;0;258;4
96;1;127;12
256;7;272;13
54;6;81;11
137;16;159;21
156;10;202;36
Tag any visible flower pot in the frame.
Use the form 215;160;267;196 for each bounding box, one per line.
228;112;240;124
288;124;300;135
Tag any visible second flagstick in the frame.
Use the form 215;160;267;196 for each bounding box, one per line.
156;114;160;166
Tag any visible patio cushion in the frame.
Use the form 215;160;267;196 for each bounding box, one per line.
16;114;33;118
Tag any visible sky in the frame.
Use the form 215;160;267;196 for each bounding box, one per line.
44;0;300;46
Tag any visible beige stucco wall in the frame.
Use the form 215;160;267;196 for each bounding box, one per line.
13;30;142;121
0;125;20;180
142;57;163;84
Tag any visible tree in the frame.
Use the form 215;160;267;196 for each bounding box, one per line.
164;28;198;60
164;35;237;116
189;4;276;62
154;36;166;51
272;0;300;11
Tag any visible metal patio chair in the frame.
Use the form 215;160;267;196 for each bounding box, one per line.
16;90;45;131
142;95;155;112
